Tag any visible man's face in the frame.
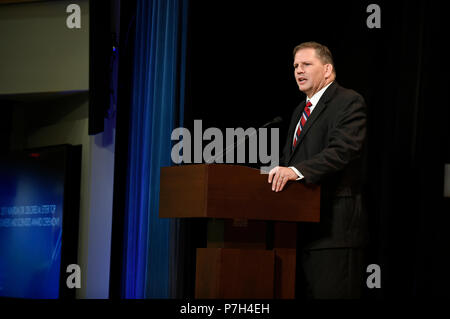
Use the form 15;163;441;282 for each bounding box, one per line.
293;48;331;98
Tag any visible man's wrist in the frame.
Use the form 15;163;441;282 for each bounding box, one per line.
289;166;304;180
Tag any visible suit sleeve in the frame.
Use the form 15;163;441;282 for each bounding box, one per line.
293;94;367;184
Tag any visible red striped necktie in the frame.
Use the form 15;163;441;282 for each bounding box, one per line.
292;100;312;149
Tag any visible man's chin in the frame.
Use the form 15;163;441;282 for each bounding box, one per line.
298;85;308;94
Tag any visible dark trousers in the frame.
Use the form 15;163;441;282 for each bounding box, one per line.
295;247;365;299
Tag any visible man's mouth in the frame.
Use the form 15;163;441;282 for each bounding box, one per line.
298;77;307;85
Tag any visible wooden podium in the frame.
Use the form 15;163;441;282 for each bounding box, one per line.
159;164;320;299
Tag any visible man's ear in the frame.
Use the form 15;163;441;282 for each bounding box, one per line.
324;64;333;78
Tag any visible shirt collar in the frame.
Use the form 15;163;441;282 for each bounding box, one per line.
306;81;334;107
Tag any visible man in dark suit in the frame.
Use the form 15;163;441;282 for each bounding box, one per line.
268;42;368;299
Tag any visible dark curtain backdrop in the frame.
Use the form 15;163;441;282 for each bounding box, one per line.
180;0;450;298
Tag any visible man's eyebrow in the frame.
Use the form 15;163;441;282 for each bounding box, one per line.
293;61;312;66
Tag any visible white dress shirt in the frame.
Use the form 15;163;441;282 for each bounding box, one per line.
289;81;334;180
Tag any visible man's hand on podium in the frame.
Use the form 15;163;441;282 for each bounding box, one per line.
268;166;298;192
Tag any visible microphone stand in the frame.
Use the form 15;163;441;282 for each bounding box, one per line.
204;117;282;167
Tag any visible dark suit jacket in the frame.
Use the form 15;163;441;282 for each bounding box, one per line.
281;81;368;250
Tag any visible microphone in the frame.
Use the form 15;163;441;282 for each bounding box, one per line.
261;116;283;128
205;116;283;164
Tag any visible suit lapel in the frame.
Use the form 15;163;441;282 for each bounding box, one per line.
288;82;339;163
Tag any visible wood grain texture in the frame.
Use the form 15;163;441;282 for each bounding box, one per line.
195;248;274;299
160;164;208;218
274;248;296;299
160;164;320;222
